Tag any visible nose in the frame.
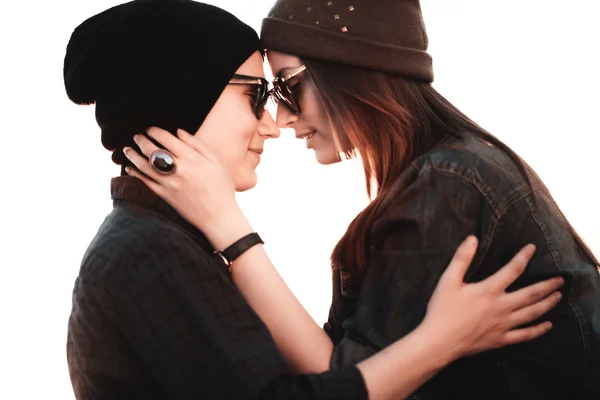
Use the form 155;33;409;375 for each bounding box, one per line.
258;110;281;139
275;102;299;129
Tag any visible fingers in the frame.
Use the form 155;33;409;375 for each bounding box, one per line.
124;165;164;195
132;133;160;158
123;147;163;183
438;236;478;287
501;321;553;346
486;244;536;292
176;129;218;163
143;127;217;165
505;276;564;311
146;127;193;159
508;291;562;327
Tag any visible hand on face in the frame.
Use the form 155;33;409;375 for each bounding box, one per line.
123;127;239;232
120;51;280;245
423;236;564;358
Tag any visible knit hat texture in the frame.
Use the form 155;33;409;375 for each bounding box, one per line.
261;0;433;81
64;0;261;165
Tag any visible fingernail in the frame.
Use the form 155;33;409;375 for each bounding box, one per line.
555;277;565;286
146;127;155;136
132;135;140;143
465;235;477;247
553;292;563;302
526;244;537;256
125;166;132;174
123;147;130;156
177;129;189;137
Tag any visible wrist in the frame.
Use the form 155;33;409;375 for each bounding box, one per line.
415;320;462;368
199;208;254;251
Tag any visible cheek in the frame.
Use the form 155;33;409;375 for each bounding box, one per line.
215;133;256;180
202;144;257;192
210;129;260;189
300;88;330;129
194;96;259;188
197;107;257;158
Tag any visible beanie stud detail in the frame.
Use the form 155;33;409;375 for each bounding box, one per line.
261;0;433;81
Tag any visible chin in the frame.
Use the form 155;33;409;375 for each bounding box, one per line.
315;150;343;165
234;172;258;192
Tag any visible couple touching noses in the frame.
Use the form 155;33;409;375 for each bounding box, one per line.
65;1;600;399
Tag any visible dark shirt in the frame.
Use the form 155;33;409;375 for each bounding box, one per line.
324;135;600;400
67;176;368;400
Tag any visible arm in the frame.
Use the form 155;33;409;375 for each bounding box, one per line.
114;237;367;400
124;128;337;374
199;163;557;372
111;235;519;400
202;213;559;400
220;219;335;374
123;128;562;399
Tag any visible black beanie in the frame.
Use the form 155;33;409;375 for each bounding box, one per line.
64;0;261;165
261;0;433;82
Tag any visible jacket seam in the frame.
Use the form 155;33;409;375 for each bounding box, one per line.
418;162;502;220
525;192;589;372
408;163;501;280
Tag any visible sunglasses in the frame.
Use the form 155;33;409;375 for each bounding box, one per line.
271;65;306;114
228;65;307;120
228;74;270;120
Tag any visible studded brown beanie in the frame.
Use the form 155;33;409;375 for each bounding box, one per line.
261;0;433;82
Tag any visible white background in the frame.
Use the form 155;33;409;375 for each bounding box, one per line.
0;1;598;398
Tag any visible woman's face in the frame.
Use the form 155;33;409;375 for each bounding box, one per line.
195;51;280;192
267;51;341;165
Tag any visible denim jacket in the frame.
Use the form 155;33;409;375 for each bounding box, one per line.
325;135;600;400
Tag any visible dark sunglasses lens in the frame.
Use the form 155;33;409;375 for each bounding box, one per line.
253;84;269;119
255;107;265;120
276;85;299;114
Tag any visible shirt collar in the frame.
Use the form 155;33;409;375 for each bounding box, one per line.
110;176;211;246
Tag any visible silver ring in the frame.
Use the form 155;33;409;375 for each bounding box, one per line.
150;149;176;175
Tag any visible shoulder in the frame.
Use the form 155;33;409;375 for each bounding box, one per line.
416;136;517;180
411;135;534;208
375;134;537;224
78;205;215;289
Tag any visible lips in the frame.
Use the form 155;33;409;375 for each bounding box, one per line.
296;130;316;140
249;148;263;155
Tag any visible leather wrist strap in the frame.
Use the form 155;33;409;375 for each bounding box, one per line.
214;233;263;268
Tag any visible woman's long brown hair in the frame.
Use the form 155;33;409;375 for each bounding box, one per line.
303;58;599;279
